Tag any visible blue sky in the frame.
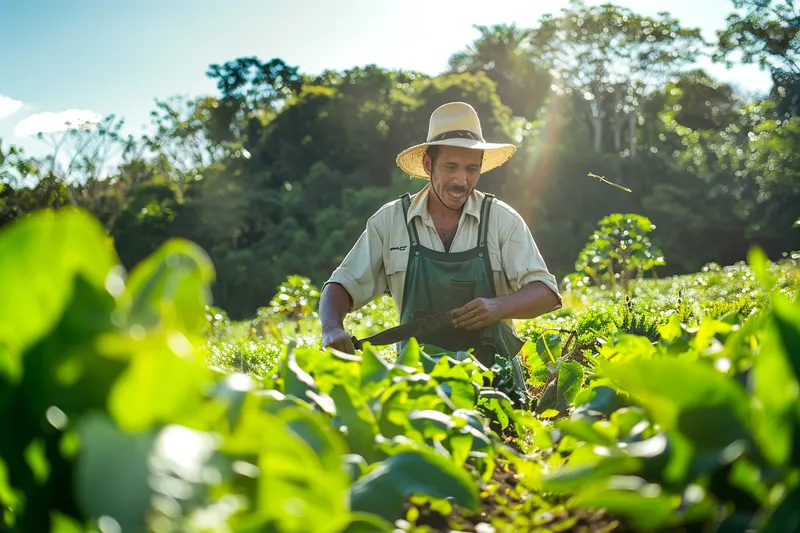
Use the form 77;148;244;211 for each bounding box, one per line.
0;0;773;160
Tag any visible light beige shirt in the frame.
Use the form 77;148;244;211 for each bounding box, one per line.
324;184;562;316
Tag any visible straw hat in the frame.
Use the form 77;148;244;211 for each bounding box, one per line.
396;102;517;180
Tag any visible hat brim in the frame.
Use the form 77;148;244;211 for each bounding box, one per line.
396;138;517;180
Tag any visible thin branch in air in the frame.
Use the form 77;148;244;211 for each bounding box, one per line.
587;172;632;192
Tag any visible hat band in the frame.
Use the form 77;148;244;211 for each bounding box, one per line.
429;129;484;142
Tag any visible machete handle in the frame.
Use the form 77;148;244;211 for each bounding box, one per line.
351;335;363;351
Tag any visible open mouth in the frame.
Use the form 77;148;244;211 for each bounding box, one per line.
446;188;467;200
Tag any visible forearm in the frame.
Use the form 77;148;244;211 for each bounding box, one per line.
496;281;561;320
320;282;353;331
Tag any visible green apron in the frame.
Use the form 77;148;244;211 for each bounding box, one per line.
395;192;530;409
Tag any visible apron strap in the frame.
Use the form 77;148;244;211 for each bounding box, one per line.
399;193;420;247
477;193;495;249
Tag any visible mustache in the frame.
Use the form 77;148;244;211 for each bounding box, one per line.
445;184;468;193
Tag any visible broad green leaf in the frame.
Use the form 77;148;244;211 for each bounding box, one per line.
570;484;677;531
751;310;798;467
694;318;734;353
330;384;383;463
225;402;350;533
557;360;584;411
0;207;118;380
107;334;209;432
282;343;318;400
556;417;615;446
611;407;650;441
536;333;562;365
598;333;657;361
535;379;557;415
50;512;84;533
763;485;800;532
447;432;473;467
361;345;391;386
573;385;628;417
344;513;394;533
124;238;215;337
397;337;420;368
280;406;350;474
437;379;477;409
408;409;455;441
771;297;800;382
350;450;478;523
747;247;775;292
74;413;155;533
520;340;549;387
541;455;641;493
597;358;751;452
658;314;683;343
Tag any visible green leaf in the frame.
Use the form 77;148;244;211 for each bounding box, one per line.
557;360;584;411
658;314;683;343
282;343;319;400
345;513;394;533
771;297;800;382
541;455;641;493
107;337;209;432
521;341;549;387
397;337;420;368
226;402;351;533
124;238;215;337
536;333;562;365
747;247;775;292
598;358;751;451
330;384;383;463
74;413;155;533
350;450;479;523
763;486;800;532
556;417;615;446
573;385;628;416
0;207;118;380
570;483;677;531
793;217;800;228
50;513;84;533
751;307;798;468
361;346;391;386
437;379;477;410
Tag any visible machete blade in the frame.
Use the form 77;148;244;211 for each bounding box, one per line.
351;308;458;350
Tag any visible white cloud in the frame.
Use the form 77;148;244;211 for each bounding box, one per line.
14;109;103;137
0;95;23;120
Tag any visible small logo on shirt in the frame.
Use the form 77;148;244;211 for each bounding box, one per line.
390;246;407;251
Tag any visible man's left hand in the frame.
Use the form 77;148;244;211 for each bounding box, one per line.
452;297;503;330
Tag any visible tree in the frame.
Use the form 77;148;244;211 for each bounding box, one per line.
204;56;303;144
144;94;228;195
447;23;552;119
715;0;800;75
531;0;706;156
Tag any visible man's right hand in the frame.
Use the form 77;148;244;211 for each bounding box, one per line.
322;327;356;354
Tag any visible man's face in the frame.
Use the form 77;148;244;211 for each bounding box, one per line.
423;145;483;210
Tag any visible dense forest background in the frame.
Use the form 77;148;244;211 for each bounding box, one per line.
1;0;799;319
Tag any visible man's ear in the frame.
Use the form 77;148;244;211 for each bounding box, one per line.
422;153;432;176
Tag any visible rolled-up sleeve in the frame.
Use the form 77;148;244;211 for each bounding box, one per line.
323;215;387;311
500;213;562;306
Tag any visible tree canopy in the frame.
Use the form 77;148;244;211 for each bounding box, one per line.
2;0;799;319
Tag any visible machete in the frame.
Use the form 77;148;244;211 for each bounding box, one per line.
350;308;458;350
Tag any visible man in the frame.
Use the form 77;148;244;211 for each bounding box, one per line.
319;101;562;405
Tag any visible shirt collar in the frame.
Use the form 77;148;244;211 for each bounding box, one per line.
406;183;483;226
